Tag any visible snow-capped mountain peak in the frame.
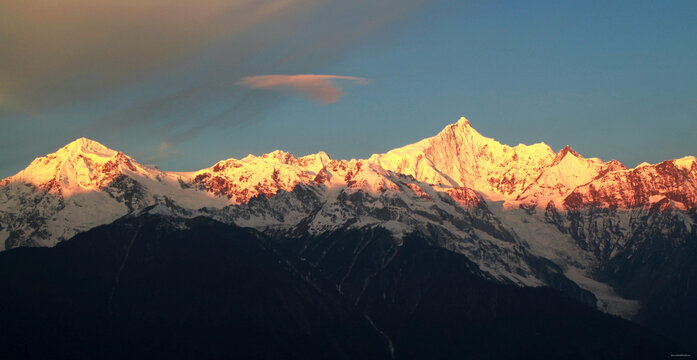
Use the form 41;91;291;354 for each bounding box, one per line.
4;118;695;214
1;137;152;197
61;137;117;157
553;145;581;162
2;116;697;325
188;149;332;204
673;155;697;172
368;117;559;201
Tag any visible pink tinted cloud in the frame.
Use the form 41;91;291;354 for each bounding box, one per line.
237;74;369;104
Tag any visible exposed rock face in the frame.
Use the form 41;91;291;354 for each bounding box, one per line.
190;150;331;203
1;117;696;345
0;137;226;249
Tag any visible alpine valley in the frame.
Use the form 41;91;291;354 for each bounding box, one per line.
1;117;695;358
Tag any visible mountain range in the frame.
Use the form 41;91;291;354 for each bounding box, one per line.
1;117;695;357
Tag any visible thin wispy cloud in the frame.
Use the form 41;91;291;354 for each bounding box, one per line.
0;0;429;176
0;0;425;111
0;0;320;110
237;75;369;104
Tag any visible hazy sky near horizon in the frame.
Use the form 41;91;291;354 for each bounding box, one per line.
1;0;696;177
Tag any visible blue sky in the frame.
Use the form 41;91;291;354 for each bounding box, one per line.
1;0;696;177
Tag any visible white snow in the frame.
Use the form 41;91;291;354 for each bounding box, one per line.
673;156;696;171
564;267;641;319
2;116;695;321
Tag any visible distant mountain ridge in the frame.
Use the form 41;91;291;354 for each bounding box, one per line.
5;117;695;209
1;116;696;350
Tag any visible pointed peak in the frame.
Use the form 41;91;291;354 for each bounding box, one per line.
456;116;471;127
558;145;581;158
606;159;628;171
673;156;697;171
444;116;488;140
241;150;296;163
64;137;105;147
552;145;583;165
60;137;117;158
3;136;142;196
450;116;477;133
593;159;628;179
261;150;295;163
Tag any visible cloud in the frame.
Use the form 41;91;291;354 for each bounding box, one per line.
0;0;427;111
0;0;430;175
0;0;322;109
236;75;369;104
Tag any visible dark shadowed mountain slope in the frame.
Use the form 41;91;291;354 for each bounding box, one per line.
0;213;684;359
357;236;684;359
279;229;685;359
0;213;390;360
3;119;697;355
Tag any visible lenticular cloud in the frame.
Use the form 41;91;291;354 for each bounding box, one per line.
237;74;369;104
